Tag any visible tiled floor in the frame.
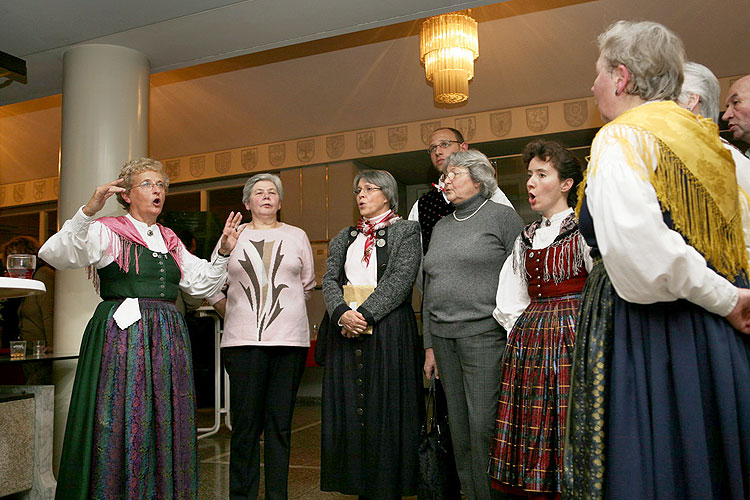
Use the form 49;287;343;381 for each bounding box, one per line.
196;402;419;500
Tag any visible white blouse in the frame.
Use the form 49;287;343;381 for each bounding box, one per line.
344;211;394;286
39;206;229;299
584;123;738;317
493;208;593;332
723;138;750;265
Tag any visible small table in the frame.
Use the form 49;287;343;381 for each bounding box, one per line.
0;277;46;299
195;306;232;439
0;353;79;365
0;276;55;500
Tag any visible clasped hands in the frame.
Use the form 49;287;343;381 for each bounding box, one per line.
340;309;367;338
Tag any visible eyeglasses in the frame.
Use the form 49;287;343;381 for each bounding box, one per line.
353;186;382;196
132;180;167;191
427;140;461;154
443;170;470;182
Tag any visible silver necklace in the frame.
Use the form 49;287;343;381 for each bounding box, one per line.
453;199;489;221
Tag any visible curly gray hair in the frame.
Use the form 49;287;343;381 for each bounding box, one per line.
598;20;685;102
444;150;498;199
116;158;169;209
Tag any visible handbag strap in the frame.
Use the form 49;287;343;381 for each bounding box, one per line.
424;376;442;432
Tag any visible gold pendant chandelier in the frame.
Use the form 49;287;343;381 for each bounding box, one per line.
419;11;479;104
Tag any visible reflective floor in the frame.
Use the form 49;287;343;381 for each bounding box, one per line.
196;402;419;500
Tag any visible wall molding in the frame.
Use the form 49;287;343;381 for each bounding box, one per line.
0;95;602;208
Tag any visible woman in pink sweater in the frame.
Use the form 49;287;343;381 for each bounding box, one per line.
208;173;316;500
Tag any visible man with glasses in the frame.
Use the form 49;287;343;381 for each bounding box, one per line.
408;128;513;253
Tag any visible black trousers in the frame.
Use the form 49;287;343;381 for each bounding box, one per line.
223;345;308;500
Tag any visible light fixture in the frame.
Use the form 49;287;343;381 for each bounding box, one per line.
0;50;27;89
419;11;479;104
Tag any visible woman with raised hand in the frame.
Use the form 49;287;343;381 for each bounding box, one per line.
40;158;242;500
207;173;316;500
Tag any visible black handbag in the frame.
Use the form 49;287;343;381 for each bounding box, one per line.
313;310;330;366
418;377;462;500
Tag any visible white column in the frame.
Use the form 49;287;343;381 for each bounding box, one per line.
53;44;149;474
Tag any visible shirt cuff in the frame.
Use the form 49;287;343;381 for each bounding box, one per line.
688;269;739;317
73;206;95;230
211;254;230;266
206;293;225;306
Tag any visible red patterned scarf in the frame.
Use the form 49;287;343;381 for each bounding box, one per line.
355;210;400;265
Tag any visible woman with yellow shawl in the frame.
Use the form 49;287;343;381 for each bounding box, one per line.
563;21;750;500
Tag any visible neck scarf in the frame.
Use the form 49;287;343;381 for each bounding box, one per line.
89;216;185;291
578;100;747;281
355;210;400;265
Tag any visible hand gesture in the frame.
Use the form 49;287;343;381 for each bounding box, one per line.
726;287;750;334
218;212;245;255
82;179;126;217
340;309;368;338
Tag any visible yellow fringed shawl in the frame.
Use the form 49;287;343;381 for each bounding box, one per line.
578;101;747;281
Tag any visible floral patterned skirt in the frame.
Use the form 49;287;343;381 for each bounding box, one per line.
56;298;197;500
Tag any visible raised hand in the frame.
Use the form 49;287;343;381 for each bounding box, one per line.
82;179;126;217
218;211;245;255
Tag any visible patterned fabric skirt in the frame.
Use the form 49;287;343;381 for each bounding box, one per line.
487;292;581;494
563;261;750;500
55;298;197;500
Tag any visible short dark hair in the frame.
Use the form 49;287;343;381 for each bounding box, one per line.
522;139;583;208
432;127;465;144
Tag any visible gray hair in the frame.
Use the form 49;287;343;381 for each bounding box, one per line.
353;169;399;212
444;150;498;199
116;158;169;209
242;173;284;204
598;20;685;101
678;61;720;123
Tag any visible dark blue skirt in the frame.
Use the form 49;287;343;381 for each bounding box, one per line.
564;261;750;500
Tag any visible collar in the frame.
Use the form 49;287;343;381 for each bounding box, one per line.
453;192;486;216
541;207;574;227
365;210;393;224
125;213;159;232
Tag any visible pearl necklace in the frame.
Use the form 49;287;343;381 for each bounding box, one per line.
453;199;489;221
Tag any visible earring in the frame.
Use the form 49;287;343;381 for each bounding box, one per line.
615;88;620;96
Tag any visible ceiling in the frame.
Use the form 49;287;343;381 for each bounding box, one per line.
1;0;749;187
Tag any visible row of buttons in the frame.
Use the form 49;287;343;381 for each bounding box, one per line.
153;252;167;298
354;345;365;424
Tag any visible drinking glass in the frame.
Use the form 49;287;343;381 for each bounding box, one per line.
10;340;27;359
6;254;36;279
32;340;46;357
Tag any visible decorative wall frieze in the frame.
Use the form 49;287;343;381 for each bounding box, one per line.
0;96;604;208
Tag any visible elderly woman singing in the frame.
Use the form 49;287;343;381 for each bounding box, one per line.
320;169;423;500
40;158;242;500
